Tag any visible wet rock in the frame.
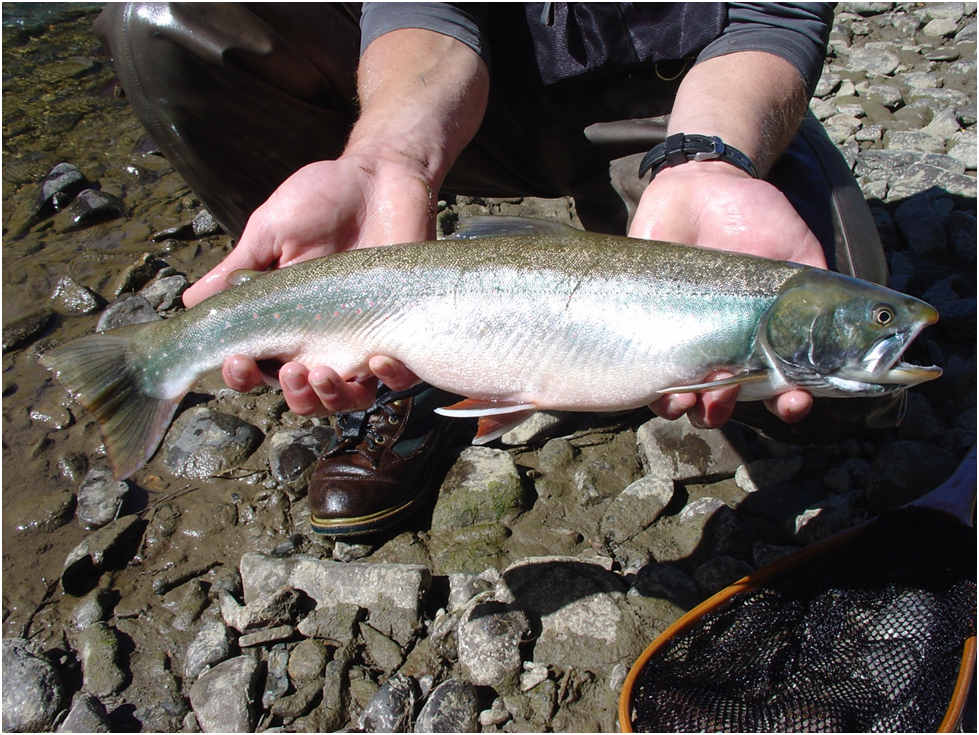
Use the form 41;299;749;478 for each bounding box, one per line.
448;569;498;612
3;308;54;352
296;601;362;641
500;411;564;445
189;655;261;733
478;697;511;728
37;162;90;214
184;620;234;681
359;673;419;732
362;623;405;673
266;425;336;495
162;407;264;480
14;489;75;534
415;678;480;733
76;466;130;530
55;188;125;232
599;474;674;546
69;586;114;629
847;41;901;75
95;294;161;331
192;209;223;238
111;253;170;296
140;273;188;311
636;416;746;481
321;641;357;731
333;539;374;562
238;624;294;648
262;643;291;709
62;514;145;595
457;596;529;688
430;446;525;531
56;692;111;732
501;556;642;670
734;456;805;494
72;622;127;696
240;552;430;646
2;638;65;732
270;680;322;722
793;493;865;544
288;638;328;683
50;275;104;315
219;585;305;633
161;579;210;631
521;661;550;691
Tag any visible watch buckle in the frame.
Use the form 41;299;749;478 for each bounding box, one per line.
692;136;726;162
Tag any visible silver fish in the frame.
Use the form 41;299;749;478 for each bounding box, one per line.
40;217;941;479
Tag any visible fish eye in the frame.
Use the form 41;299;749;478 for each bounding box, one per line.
872;305;894;326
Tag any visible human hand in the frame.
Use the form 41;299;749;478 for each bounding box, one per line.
182;156;426;415
629;161;827;428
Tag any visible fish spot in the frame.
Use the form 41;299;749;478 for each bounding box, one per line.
252;313;259;319
273;313;280;320
314;314;322;320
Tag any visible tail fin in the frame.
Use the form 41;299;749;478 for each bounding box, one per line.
39;328;181;480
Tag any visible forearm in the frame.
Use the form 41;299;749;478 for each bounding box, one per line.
666;50;809;177
345;28;489;190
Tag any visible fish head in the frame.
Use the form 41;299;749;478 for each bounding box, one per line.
763;269;942;397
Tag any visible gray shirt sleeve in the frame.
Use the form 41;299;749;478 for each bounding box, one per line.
360;3;490;65
696;3;834;96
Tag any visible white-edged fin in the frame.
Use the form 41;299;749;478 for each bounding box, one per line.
444;215;581;241
656;370;771;395
472;410;537;445
434;398;537;418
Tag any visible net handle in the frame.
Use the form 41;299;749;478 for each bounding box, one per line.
939;636;977;732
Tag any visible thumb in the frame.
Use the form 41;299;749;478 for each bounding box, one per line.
182;237;273;308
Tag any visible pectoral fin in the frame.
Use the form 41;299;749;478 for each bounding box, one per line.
657;370;771;395
434;398;537;445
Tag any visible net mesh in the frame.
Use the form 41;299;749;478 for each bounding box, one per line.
630;508;976;732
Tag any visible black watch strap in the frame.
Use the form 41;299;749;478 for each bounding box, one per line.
638;133;759;179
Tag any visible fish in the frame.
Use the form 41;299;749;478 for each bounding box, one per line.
40;217;942;480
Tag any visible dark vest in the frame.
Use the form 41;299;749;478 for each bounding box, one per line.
524;3;726;85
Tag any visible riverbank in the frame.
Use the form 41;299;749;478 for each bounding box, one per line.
2;4;975;732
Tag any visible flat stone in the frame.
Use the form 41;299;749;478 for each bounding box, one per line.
238;624;294;648
599;475;674;546
847;42;900;75
76;467;130;530
72;622;126;697
184;620;233;682
189;656;261;733
56;692;111;732
95;294;161;332
50;276;103;315
636;415;748;482
457;596;529;687
430;446;525;531
162;407;263;480
240;553;429;645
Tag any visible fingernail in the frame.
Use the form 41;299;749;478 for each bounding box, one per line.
281;369;305;392
228;358;250;383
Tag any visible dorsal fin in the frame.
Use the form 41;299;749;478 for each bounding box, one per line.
444;216;581;240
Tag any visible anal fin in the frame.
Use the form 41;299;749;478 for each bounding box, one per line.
434;397;537;445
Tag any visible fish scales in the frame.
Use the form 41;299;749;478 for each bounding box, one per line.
40;221;941;479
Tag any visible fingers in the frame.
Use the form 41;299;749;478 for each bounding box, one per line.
222;355;269;393
183;243;271;308
764;390;813;424
368;355;420;391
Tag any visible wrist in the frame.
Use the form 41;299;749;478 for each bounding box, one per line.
639;133;758;181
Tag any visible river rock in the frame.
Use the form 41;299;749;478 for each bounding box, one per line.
96;293;161;331
189;655;261;733
359;673;419;732
14;488;75;534
602;474;674;547
139;273;188;311
55;188;124;232
636;415;747;481
56;692;111;732
239;553;430;645
261;643;291;709
2;638;65;732
191;209;222;237
457;596;529;688
501;556;643;670
847;41;901;74
76;466;130;529
162;407;263;479
361;623;405;673
692;555;754;596
50;275;103;315
415;678;480;733
69;586;114;629
37;162;90;214
288;638;329;683
296;601;362;641
62;514;145;595
72;622;127;696
184;620;234;681
734;456;805;494
430;446;525;531
219;585;305;632
266;425;336;495
2;308;54;352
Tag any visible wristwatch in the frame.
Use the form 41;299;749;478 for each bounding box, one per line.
638;133;758;180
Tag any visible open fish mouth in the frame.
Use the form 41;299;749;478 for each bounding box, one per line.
840;328;943;388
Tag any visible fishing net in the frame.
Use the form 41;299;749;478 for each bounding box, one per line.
628;507;976;732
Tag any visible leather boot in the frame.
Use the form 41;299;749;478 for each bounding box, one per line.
308;385;450;537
